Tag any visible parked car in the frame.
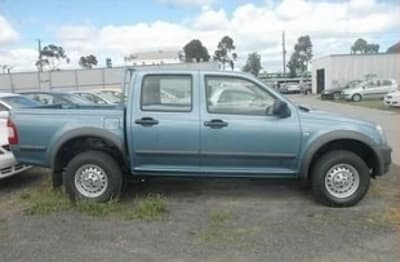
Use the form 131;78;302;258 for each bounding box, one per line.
321;80;362;100
71;90;119;104
0;93;39;112
20;91;92;106
9;69;391;207
341;79;398;102
0;93;33;179
94;88;123;100
383;90;400;107
279;83;301;94
299;82;312;95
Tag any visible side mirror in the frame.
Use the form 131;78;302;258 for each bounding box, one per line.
272;100;291;118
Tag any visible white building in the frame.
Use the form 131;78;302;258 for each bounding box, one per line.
311;53;400;94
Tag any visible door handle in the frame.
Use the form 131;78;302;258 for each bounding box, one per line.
135;117;159;127
204;119;228;129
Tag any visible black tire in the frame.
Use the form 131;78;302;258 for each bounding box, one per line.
63;151;123;202
333;92;341;100
311;150;370;207
352;94;362;102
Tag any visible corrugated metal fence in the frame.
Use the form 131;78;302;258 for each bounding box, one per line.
0;62;219;93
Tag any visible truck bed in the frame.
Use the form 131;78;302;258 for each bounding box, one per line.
9;105;125;167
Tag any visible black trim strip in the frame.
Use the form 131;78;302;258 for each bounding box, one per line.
136;150;296;159
20;145;47;151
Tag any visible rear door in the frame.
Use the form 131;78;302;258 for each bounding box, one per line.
128;72;200;174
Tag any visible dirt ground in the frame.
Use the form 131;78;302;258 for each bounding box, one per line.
0;95;399;262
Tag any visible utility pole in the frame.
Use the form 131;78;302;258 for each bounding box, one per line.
37;39;43;72
282;31;286;75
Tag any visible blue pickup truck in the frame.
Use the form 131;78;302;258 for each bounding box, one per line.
8;69;391;206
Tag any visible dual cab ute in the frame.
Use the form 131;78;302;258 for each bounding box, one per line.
8;69;391;206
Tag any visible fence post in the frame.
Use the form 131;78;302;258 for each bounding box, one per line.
74;69;79;90
9;73;15;93
102;68;106;89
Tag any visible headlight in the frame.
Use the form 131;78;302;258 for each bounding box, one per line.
376;124;386;143
376;125;383;136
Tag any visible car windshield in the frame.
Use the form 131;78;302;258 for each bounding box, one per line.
1;96;39;108
59;94;92;105
95;91;120;103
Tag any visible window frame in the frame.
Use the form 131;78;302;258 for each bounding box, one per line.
204;75;279;116
140;74;193;113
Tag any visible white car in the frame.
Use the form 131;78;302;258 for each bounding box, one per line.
341;79;398;102
384;91;400;107
0;93;34;179
71;90;121;104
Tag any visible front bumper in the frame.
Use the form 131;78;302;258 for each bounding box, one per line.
384;98;400;107
375;144;392;176
0;152;31;179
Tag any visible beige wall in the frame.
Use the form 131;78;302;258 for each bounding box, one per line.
0;62;219;93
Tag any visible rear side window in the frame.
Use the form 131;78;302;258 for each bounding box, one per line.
141;75;192;112
381;80;393;86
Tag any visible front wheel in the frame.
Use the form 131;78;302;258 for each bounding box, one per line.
311;150;370;207
63;151;123;202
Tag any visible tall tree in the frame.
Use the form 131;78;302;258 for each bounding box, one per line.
0;64;13;74
183;39;210;62
287;35;313;77
351;38;380;54
213;36;238;70
79;54;98;69
36;44;70;71
242;52;262;76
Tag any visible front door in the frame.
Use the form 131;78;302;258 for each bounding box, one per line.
131;73;200;173
200;74;301;177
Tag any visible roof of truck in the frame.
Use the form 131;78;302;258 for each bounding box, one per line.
0;93;21;98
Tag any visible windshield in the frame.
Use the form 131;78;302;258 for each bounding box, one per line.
1;96;39;108
94;91;120;103
60;94;92;105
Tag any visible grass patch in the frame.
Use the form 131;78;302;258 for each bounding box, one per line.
368;207;400;226
193;209;259;244
328;98;400;112
133;193;168;221
19;180;168;221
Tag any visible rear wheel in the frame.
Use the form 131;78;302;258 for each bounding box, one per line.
352;94;362;102
64;151;123;202
311;150;370;207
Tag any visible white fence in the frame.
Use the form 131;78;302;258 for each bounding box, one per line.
0;62;219;93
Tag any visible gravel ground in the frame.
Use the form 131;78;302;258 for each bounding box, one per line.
0;95;399;262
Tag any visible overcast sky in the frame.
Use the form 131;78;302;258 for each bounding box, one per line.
0;0;399;72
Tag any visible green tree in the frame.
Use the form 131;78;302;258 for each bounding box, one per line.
242;52;262;76
351;38;380;54
183;39;210;62
213;36;238;70
36;44;70;71
79;54;98;69
287;35;313;77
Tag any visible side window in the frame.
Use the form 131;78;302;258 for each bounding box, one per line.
0;103;8;112
364;81;377;89
206;76;276;115
381;80;392;86
141;75;192;112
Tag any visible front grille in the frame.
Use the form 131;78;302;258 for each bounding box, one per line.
386;96;392;99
